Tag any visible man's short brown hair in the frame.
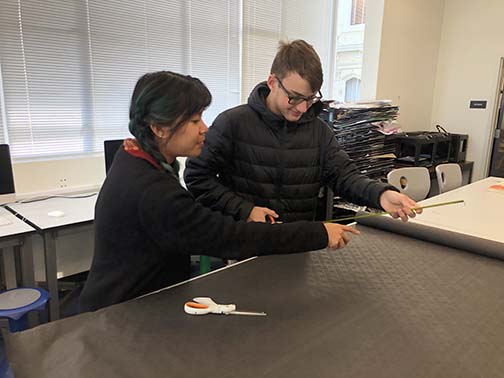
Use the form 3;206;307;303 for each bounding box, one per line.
270;39;323;92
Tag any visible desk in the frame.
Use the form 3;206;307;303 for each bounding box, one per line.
7;194;97;320
5;178;504;377
0;207;35;289
358;176;504;260
326;161;475;220
414;176;502;243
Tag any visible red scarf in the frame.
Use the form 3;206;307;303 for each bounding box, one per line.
123;138;162;171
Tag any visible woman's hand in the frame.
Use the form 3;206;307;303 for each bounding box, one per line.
247;206;279;223
323;223;360;249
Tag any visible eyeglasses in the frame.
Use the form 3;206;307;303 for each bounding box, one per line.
276;77;322;106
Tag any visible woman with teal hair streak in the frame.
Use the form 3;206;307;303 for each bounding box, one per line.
79;71;359;312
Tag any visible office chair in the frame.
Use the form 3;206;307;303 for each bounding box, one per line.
0;144;16;205
0;287;49;332
387;167;431;201
104;139;124;174
435;163;462;194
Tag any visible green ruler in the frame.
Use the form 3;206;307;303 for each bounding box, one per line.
325;199;465;223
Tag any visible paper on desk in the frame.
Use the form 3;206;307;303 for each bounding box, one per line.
488;181;504;192
0;215;12;226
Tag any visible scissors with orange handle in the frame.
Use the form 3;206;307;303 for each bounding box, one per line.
184;297;266;316
266;215;282;224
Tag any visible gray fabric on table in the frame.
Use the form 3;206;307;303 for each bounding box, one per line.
5;225;504;378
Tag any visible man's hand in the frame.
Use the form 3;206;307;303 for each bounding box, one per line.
323;223;360;249
379;190;422;222
247;206;279;223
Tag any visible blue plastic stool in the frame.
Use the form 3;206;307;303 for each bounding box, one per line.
0;288;50;332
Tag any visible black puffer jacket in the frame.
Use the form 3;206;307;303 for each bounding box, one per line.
185;82;394;222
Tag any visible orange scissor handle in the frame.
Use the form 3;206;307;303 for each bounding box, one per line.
185;302;208;309
184;301;213;315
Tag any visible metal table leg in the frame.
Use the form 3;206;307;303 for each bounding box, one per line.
1;245;17;289
19;235;35;287
43;231;60;321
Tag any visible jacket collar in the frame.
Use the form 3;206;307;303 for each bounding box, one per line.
124;138;180;178
124;138;162;170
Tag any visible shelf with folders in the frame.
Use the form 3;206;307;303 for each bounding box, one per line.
319;101;400;221
320;100;399;181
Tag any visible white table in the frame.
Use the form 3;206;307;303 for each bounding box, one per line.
414;176;503;243
7;193;97;320
0;206;35;289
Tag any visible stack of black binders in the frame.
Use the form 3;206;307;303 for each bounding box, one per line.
321;101;399;180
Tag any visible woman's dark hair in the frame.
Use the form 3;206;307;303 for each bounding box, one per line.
128;71;212;164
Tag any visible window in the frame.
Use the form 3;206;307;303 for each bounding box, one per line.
351;0;366;25
242;1;283;102
0;0;240;160
1;0;336;161
345;78;360;102
242;0;334;102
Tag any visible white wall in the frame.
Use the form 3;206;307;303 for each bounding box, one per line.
12;155;105;196
360;0;385;101
374;0;503;180
374;0;445;132
431;0;504;180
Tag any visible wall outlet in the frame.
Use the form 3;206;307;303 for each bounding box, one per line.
59;178;68;188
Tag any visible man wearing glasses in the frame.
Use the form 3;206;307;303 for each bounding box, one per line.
185;40;417;237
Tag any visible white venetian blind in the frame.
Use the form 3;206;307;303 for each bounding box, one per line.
186;0;241;124
0;0;240;160
0;0;90;158
351;0;366;25
242;0;283;103
242;0;334;102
